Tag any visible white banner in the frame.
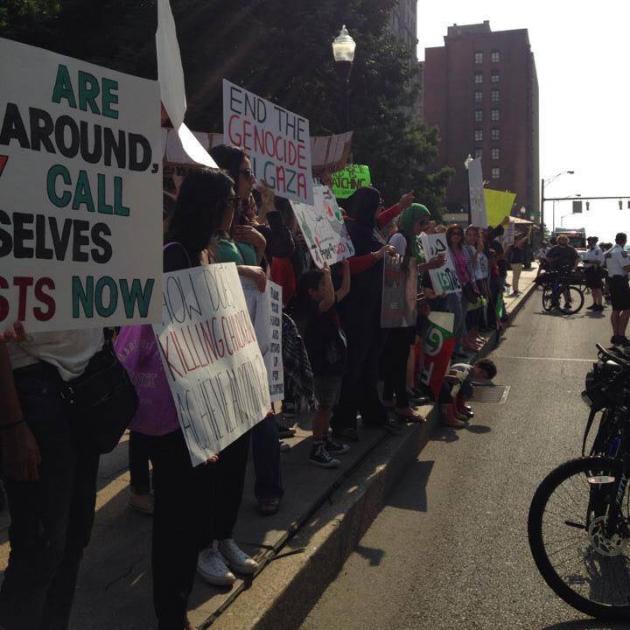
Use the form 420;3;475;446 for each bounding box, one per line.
0;38;162;332
223;79;313;205
468;158;488;228
420;233;461;295
241;279;284;402
291;185;355;268
154;264;270;466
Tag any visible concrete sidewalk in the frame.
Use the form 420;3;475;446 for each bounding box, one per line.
0;265;539;630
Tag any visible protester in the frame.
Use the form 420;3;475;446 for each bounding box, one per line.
506;237;527;295
604;233;630;346
463;226;486;344
0;325;104;630
545;234;579;272
583;236;606;312
293;262;352;467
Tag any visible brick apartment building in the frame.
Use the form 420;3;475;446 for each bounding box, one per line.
423;21;539;219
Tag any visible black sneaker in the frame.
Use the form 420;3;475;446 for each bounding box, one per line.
325;437;350;456
309;443;340;468
586;304;597;310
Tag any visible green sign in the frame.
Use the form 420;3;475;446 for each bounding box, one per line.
331;164;372;199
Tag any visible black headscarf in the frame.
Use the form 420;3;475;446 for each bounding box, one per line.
347;187;381;229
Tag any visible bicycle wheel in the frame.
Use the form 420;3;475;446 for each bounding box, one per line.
542;286;555;312
559;286;585;315
528;457;630;620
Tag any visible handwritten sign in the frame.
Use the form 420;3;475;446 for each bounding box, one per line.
0;38;162;333
153;263;270;466
223;80;313;205
241;279;284;402
332;164;371;199
419;311;456;399
468;158;488;228
381;255;417;328
420;233;461;295
291;185;355;268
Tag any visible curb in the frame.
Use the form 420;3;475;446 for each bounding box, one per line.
205;281;537;630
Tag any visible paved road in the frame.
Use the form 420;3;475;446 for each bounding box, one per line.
302;292;621;630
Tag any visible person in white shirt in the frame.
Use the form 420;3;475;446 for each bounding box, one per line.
604;232;630;345
583;236;606;311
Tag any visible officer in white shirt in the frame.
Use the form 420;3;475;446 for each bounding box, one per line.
583;236;605;311
604;232;630;345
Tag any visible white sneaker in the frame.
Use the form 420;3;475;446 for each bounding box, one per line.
197;545;236;586
217;539;259;575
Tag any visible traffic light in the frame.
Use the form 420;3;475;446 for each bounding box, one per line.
620;200;623;210
627;200;630;209
572;200;582;213
586;201;590;211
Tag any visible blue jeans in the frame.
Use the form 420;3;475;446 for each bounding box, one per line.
0;363;100;630
252;415;283;501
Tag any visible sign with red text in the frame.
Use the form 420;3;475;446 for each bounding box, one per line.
419;311;456;400
0;38;162;333
153;263;270;466
223;79;313;205
291;185;355;268
419;233;461;295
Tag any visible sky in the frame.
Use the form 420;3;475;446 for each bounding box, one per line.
417;1;630;242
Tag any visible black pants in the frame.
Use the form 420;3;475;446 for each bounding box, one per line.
129;430;152;493
382;327;415;408
0;364;100;630
149;429;250;629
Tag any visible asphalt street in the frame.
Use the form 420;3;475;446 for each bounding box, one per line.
301;290;621;630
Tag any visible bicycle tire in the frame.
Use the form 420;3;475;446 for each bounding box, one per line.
528;456;630;621
542;286;555;312
559;286;585;315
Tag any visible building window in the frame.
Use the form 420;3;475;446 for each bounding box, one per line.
491;109;500;121
474;72;483;84
491;128;500;141
492;167;500;179
491;50;500;63
491;70;500;83
474;90;483;103
491;89;500;103
474;51;484;64
491;148;500;160
474;109;483;122
475;147;483;159
474;129;483;142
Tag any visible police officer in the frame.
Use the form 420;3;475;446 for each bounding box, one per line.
604;232;630;345
583;236;605;311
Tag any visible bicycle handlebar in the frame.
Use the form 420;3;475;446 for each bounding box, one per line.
595;343;630;369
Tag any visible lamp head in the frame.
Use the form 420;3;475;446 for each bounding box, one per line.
332;25;356;63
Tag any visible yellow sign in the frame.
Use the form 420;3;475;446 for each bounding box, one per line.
484;188;516;227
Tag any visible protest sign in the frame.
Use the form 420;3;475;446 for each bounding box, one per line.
156;0;217;169
484;188;516;227
419;311;456;399
381;255;417;328
468;158;488;228
241;279;284;402
291;185;355;268
419;233;461;295
501;221;515;247
223;80;313;205
311;132;353;178
332;164;371;199
0;38;162;333
153;263;270;466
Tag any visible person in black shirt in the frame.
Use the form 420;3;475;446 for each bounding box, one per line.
545;235;580;271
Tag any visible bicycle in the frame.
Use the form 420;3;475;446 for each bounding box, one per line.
538;269;585;315
528;345;630;620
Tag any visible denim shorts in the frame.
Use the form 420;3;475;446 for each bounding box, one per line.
314;375;343;409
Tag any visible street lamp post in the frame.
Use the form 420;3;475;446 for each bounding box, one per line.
541;170;574;233
464;153;474;225
332;25;356;135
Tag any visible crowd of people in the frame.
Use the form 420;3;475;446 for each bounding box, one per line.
0;144;516;630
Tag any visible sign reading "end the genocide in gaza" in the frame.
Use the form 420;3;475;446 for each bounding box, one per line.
0;38;162;332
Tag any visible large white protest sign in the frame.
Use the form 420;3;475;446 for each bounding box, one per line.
223;79;313;205
154;263;270;466
291;185;355;268
381;255;417;328
0;38;162;332
241;279;284;402
468;157;488;228
156;0;217;169
420;233;461;295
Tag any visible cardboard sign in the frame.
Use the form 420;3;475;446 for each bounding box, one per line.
484;188;516;228
311;132;353;178
419;233;461;295
241;279;284;402
153;263;270;466
468;158;488;228
381;255;417;328
419;311;456;399
0;38;162;333
332;164;371;199
291;185;355;268
223;80;313;204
